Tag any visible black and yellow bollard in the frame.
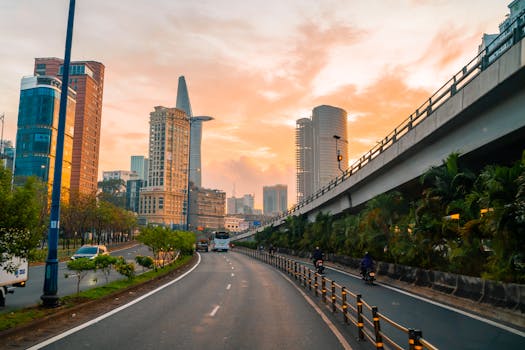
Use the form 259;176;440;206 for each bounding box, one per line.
308;270;312;291
342;287;348;324
371;306;384;349
321;276;327;303
409;329;423;350
314;274;319;297
331;280;336;313
356;294;364;341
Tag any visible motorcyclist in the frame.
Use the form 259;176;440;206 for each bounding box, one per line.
360;252;374;278
312;246;324;269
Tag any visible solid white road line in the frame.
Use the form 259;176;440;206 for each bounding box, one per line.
326;265;525;338
210;305;220;317
27;254;202;350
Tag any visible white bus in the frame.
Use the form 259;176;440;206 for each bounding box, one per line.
211;231;230;252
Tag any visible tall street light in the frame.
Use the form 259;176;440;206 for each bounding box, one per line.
41;0;76;307
185;117;192;231
333;135;346;174
0;113;5;157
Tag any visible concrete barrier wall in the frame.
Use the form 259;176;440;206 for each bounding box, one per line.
332;254;525;314
277;248;524;313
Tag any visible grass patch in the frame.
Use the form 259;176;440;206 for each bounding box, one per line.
0;254;193;332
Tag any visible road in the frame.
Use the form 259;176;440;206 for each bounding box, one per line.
294;256;525;349
0;244;151;314
30;251;352;350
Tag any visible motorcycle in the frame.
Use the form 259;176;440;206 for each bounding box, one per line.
363;268;375;285
315;259;325;274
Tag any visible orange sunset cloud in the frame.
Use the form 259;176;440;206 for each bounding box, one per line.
0;0;509;208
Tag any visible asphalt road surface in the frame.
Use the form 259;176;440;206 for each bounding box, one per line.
1;244;151;314
295;257;525;349
30;251;353;350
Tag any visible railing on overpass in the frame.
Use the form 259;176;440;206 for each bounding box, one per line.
248;10;525;234
238;247;439;350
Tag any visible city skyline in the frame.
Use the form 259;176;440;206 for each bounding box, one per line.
0;0;510;208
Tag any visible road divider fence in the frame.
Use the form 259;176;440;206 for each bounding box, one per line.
237;247;439;350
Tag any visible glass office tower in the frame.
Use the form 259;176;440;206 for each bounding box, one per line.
14;76;76;199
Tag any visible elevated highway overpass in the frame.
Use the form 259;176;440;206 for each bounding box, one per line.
234;21;525;241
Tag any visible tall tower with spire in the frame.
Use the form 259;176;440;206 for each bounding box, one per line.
175;76;213;188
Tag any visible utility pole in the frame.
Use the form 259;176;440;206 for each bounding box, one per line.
0;113;5;157
41;0;76;308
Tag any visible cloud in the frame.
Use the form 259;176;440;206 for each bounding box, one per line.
414;25;482;71
202;156;295;208
311;68;432;166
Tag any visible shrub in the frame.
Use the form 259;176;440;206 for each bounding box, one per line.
135;255;154;271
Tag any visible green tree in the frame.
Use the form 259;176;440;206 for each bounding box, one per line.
473;155;525;282
138;226;194;269
94;254;118;283
135;255;154;271
0;165;46;272
66;258;96;295
115;257;135;280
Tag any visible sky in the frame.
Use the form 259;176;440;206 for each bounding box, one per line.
0;0;510;209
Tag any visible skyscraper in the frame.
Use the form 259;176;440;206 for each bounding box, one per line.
190;116;213;187
296;105;348;202
296;118;314;203
175;76;213;188
130;155;148;181
14;76;76;199
227;194;255;214
313;105;348;190
263;184;288;216
138;106;189;227
34;57;105;195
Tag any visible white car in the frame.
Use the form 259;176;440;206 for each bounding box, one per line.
70;245;109;260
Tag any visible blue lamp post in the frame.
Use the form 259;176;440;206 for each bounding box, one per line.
41;0;76;307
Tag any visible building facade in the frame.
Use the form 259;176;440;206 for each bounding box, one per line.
224;216;245;233
296;105;348;202
312;105;348;191
101;170;139;193
188;184;225;231
263;184;288;216
126;179;145;214
130;155;148;181
175;76;212;188
0;140;15;175
227;194;255;214
34;57;105;196
478;0;525;64
14;75;76;199
139;106;189;227
295;117;314;203
189;116;213;187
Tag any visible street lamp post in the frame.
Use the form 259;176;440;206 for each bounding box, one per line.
333;135;345;174
41;0;76;308
0;113;5;157
185;117;192;231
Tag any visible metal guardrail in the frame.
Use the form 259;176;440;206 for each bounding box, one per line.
239;247;439;350
247;10;525;233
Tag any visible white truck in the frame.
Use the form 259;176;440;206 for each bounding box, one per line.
0;257;28;307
